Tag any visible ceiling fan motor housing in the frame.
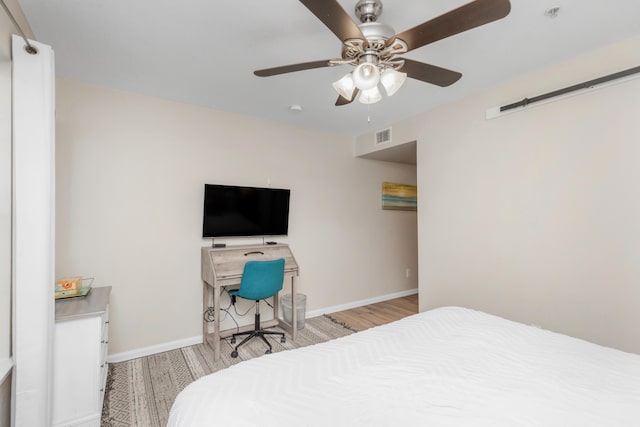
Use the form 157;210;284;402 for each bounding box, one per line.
359;22;395;42
355;0;394;42
355;0;383;23
346;0;397;67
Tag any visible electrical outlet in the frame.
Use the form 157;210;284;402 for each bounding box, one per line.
405;268;411;278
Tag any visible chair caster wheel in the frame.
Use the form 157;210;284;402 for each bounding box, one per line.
231;350;238;358
280;337;286;343
265;349;272;354
230;338;236;344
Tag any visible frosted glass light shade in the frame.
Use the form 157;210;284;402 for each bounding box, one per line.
353;63;380;90
380;68;407;96
358;86;382;104
332;73;356;100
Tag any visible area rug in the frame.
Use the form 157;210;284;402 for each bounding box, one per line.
101;314;357;427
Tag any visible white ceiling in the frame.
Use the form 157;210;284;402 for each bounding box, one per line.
16;0;640;136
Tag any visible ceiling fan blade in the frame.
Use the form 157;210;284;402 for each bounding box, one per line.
398;58;462;87
254;60;335;77
299;0;367;43
392;0;511;52
335;88;360;106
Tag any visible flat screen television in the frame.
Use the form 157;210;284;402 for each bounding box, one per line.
202;184;290;238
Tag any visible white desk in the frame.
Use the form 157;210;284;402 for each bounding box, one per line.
201;244;299;361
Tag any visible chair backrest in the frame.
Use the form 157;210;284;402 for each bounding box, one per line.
236;258;285;301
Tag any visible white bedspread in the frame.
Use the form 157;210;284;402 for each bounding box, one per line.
168;307;640;426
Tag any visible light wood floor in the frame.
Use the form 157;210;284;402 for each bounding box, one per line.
329;293;418;331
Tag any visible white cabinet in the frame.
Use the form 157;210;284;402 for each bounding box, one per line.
53;287;111;427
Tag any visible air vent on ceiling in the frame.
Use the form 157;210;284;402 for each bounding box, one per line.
375;128;392;145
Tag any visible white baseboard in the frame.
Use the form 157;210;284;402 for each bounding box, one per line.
108;336;203;363
305;288;418;318
107;288;419;363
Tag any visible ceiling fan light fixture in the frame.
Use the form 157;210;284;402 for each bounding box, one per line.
353;62;380;90
380;68;407;96
332;73;356;100
358;86;382;104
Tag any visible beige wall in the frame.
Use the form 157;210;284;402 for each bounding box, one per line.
358;35;640;354
55;79;418;355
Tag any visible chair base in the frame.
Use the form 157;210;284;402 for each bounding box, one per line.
230;329;285;358
230;309;286;358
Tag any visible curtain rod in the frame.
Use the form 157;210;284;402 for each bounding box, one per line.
500;65;640;113
0;0;37;54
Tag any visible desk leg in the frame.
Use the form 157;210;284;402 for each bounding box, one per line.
273;290;279;327
213;285;221;361
290;276;297;341
203;282;222;362
202;282;208;343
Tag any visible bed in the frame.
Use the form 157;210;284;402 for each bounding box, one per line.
167;307;640;426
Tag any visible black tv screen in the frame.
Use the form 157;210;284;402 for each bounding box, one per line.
202;184;290;238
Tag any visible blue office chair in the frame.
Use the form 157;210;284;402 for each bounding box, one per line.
229;258;286;358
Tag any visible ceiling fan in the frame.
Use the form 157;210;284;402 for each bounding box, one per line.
254;0;511;106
